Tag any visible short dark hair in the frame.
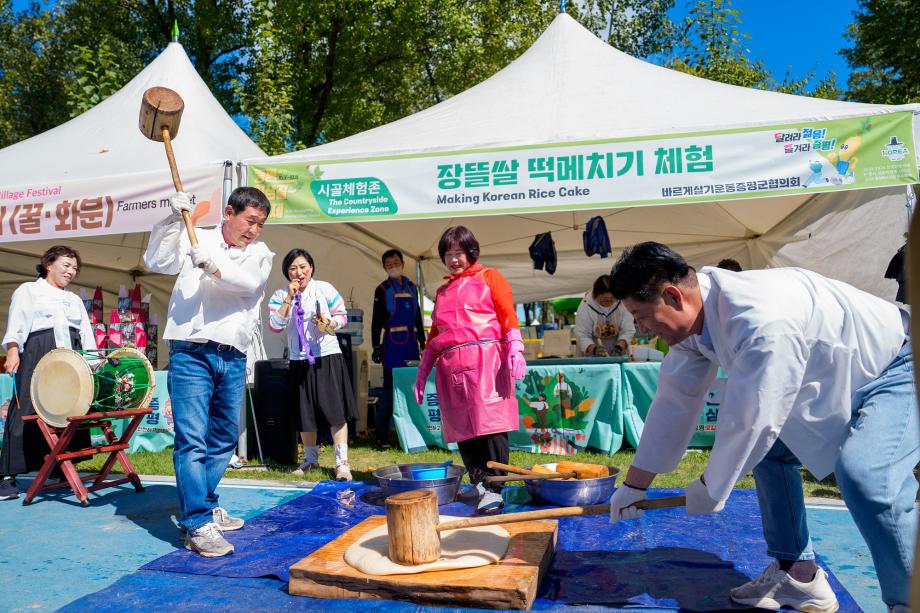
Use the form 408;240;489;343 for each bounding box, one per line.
381;249;404;266
716;258;742;272
591;274;614;298
37;245;81;278
438;226;480;263
610;242;693;303
227;186;271;216
282;248;314;280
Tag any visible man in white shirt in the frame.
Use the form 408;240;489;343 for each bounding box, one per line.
144;187;274;558
607;242;916;613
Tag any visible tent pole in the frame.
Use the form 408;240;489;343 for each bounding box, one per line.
222;161;232;207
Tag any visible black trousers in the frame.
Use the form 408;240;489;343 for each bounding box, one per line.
456;431;509;492
0;328;89;478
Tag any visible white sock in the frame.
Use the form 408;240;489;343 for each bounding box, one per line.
303;445;319;465
334;443;349;467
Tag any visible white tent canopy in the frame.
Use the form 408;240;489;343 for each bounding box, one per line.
247;13;917;305
0;42;266;342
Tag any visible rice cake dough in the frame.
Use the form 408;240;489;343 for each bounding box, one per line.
343;515;510;576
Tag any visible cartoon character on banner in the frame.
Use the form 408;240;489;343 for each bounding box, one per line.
525;393;550;432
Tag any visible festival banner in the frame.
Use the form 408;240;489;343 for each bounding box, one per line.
393;363;624;455
391;362;725;455
0;165;225;243
249;111;917;223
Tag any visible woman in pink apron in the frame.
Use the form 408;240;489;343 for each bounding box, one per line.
414;226;526;514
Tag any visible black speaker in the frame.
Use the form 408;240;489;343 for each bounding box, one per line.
253;359;297;465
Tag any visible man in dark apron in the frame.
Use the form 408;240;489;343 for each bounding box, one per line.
371;249;426;449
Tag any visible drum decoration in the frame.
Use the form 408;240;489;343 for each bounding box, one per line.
30;348;156;427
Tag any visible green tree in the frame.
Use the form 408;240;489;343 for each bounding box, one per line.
267;1;562;147
237;1;301;154
841;0;920;103
576;0;677;59
670;0;841;99
67;41;125;116
0;0;249;148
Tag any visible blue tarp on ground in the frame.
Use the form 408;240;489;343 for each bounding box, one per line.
125;481;861;611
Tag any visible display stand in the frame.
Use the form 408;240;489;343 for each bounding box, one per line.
21;408;152;506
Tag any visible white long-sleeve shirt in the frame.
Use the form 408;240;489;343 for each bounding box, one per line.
267;279;347;360
634;266;906;503
143;217;274;353
574;292;636;356
2;278;96;351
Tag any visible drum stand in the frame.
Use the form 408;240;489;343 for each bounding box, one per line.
21;408;152;506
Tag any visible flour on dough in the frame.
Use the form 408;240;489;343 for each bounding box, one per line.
344;515;510;576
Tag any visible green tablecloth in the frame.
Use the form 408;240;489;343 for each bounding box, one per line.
0;371;174;453
393;360;724;455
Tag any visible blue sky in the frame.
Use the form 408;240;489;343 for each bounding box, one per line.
668;0;859;91
12;0;860;92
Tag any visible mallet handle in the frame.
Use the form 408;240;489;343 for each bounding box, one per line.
161;126;198;247
485;461;542;475
484;472;576;484
436;496;686;532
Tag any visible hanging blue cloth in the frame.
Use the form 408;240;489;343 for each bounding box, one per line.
529;232;557;275
583;215;611;258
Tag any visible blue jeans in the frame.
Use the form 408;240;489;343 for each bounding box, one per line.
168;341;246;531
753;341;919;607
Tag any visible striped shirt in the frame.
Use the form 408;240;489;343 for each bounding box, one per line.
267;279;347;360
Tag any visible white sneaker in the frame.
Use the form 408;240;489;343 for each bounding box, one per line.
184;522;234;558
730;561;838;613
335;461;353;482
212;507;244;531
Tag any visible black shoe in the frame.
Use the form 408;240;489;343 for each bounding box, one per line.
374;441;392;451
0;477;19;500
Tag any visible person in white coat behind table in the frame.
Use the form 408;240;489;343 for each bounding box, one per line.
607;242;916;613
574;274;636;357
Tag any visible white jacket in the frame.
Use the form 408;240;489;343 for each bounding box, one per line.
574;292;636;356
144;219;274;353
633;267;907;503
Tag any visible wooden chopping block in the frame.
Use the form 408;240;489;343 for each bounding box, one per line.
289;515;558;610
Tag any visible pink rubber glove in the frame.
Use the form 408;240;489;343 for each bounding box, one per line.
505;328;527;381
413;347;436;405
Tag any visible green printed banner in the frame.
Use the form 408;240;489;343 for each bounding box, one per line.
391;362;725;455
249;112;917;223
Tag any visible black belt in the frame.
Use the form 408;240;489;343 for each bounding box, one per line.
202;340;238;352
173;339;239;353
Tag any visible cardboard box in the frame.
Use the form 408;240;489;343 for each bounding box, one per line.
541;329;575;357
523;339;542;360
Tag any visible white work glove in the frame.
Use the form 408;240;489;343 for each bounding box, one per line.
170;191;193;218
190;244;218;275
685;478;726;515
609;484;647;524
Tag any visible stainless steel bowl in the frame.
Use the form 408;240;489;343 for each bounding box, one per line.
524;462;621;506
373;463;468;505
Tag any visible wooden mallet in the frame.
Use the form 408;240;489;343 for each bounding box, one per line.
138;86;198;246
384;489;686;566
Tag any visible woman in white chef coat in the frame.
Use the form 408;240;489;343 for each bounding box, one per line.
574;274;635;357
1;246;96;500
607;242;916;613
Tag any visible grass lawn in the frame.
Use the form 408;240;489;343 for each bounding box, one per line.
75;434;844;499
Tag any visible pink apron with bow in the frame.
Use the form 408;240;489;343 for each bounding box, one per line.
428;268;519;443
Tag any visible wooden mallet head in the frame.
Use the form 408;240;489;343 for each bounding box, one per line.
385;490;441;565
139;86;184;142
